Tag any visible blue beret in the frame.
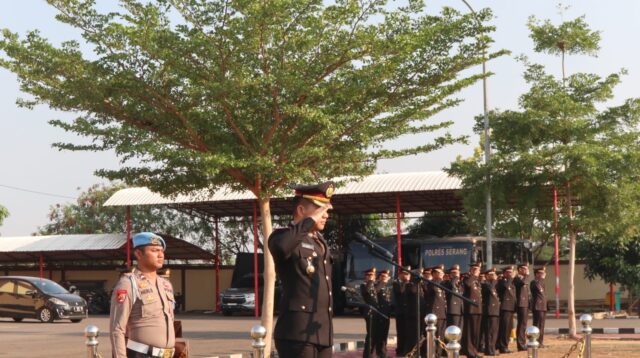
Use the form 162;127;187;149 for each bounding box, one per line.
132;232;166;249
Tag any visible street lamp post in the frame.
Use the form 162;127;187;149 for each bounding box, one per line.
461;0;493;268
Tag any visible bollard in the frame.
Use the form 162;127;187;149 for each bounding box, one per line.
425;313;437;358
84;325;100;358
250;324;267;358
580;314;593;358
444;325;461;358
525;326;540;358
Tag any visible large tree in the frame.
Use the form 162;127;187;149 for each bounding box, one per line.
0;0;503;350
449;16;640;336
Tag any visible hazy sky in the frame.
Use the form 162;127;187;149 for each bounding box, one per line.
1;1;639;236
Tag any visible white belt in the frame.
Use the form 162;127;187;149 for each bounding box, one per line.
127;339;174;358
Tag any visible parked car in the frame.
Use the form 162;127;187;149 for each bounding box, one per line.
0;276;88;323
220;253;281;316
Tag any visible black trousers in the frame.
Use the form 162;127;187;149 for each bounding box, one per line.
532;310;547;345
447;314;463;331
275;339;332;358
482;315;499;355
372;317;390;358
516;307;529;350
497;310;514;352
462;314;482;357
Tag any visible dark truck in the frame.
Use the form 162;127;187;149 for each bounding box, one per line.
335;234;532;314
220;253;281;316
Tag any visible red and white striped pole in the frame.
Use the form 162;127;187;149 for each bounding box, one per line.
553;186;560;319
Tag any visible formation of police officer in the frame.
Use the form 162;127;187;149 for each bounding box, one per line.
461;262;483;358
109;232;176;358
268;181;335;358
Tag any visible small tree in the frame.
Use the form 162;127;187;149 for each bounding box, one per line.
450;15;640;337
1;1;504;351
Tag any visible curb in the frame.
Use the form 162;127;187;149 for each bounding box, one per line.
333;336;397;353
546;327;640;334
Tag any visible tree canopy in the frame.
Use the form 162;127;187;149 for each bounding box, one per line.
1;0;502;199
0;205;8;231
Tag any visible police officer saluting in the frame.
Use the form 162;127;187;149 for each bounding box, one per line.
110;232;175;358
530;266;548;347
481;268;500;356
361;267;378;358
496;266;516;354
424;265;447;356
375;269;393;358
461;262;483;358
443;264;464;330
513;263;530;351
268;181;335;358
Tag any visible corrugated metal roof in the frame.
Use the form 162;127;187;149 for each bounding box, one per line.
0;234;215;263
104;171;461;207
0;234;126;253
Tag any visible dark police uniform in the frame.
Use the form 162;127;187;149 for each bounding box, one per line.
360;268;378;358
374;272;393;358
530;267;548;346
393;267;420;357
461;263;483;358
496;267;516;354
268;182;335;358
481;269;500;356
513;265;530;351
109;233;175;358
443;265;464;330
424;268;447;356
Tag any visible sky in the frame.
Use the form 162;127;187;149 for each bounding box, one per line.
1;1;639;236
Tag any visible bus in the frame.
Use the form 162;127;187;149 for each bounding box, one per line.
334;234;532;314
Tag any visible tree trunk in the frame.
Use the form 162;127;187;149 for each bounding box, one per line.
566;181;578;338
258;197;275;357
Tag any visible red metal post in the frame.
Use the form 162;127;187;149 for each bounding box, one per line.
253;200;260;317
39;253;44;279
395;193;403;267
215;216;221;313
609;283;615;313
126;206;132;268
553;186;560;318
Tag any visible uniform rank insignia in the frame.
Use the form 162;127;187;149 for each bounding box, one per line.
138;281;149;289
116;289;127;304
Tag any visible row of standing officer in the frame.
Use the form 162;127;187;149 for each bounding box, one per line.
388;262;548;358
465;263;548;358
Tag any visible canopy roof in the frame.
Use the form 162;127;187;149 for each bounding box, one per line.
104;171;464;216
0;233;214;263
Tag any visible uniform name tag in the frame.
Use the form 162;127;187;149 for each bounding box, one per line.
301;242;314;250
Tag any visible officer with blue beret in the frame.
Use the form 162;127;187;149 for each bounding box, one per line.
110;232;176;358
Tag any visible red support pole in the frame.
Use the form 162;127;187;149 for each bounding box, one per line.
610;283;615;313
39;253;44;279
395;193;403;267
126;206;132;268
253;200;260;318
215;216;221;313
553;186;561;318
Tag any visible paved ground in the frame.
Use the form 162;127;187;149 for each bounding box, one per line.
0;313;637;357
